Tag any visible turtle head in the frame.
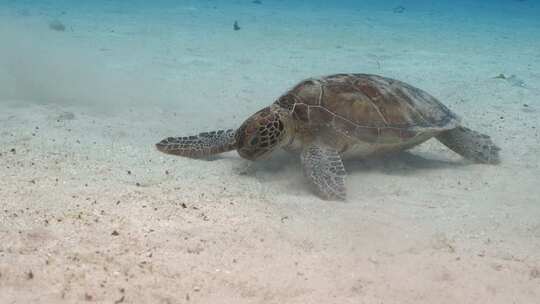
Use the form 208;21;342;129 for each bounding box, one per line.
235;105;293;160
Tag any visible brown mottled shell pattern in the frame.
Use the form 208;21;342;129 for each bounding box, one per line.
276;74;460;144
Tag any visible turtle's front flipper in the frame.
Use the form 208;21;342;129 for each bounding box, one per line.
437;126;500;164
301;142;347;200
156;129;237;158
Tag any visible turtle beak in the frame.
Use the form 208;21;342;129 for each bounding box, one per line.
237;145;272;160
252;148;273;160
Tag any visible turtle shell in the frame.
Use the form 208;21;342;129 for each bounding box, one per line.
275;74;460;143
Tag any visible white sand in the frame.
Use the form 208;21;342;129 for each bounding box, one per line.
1;1;539;303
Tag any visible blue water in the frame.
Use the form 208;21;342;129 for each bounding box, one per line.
1;0;538;110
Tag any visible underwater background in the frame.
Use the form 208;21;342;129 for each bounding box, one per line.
0;1;539;303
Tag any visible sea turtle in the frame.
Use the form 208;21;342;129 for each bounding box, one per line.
156;74;500;200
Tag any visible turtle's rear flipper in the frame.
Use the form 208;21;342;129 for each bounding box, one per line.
437;126;500;164
156;129;237;158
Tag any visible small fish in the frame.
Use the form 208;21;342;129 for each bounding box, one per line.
49;20;66;31
393;6;406;13
233;20;241;31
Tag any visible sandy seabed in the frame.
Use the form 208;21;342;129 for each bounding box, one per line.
1;1;540;303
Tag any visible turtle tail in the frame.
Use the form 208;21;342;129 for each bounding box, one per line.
437;126;500;164
156;129;237;158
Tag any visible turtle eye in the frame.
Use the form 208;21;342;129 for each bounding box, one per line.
250;137;259;146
